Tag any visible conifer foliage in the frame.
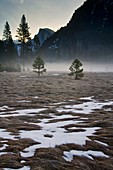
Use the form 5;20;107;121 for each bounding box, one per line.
69;59;84;79
33;56;46;76
3;22;12;41
16;14;31;43
2;22;19;72
16;14;31;71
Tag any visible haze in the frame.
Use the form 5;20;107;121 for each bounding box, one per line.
26;62;113;73
0;0;85;39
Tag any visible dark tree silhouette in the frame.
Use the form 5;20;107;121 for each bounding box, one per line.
2;22;19;72
3;21;12;41
16;14;31;71
34;34;40;53
33;56;46;76
69;59;84;79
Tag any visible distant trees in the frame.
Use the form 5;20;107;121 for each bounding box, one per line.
33;34;40;53
0;40;5;63
0;15;85;75
16;14;31;71
33;56;46;76
1;22;20;72
0;64;3;72
69;59;84;79
3;21;14;61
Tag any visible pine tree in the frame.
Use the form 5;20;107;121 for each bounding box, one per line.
33;56;46;76
0;64;3;72
2;22;19;71
0;40;5;63
69;59;84;79
16;14;31;71
3;21;12;41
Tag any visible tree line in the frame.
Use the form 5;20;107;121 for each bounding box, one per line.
0;14;40;72
0;14;84;79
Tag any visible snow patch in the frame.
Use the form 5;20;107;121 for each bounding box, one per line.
4;166;30;170
0;108;47;117
63;150;109;162
57;98;113;114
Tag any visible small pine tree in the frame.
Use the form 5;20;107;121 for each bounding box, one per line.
33;56;46;76
69;59;84;80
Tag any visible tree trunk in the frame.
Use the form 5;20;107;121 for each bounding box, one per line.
75;68;78;80
38;69;40;76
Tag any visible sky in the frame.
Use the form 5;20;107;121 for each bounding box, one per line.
0;0;85;39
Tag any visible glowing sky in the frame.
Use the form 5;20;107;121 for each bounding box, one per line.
0;0;85;39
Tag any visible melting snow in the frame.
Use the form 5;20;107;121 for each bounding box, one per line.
0;129;15;140
17;100;31;103
94;140;108;147
0;97;112;160
0;144;8;151
19;116;99;157
63;150;109;161
33;96;39;99
57;98;113;114
0;106;13;111
0;108;47;117
4;166;30;170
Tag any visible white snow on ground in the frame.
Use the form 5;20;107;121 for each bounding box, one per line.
33;96;39;99
0;106;13;111
94;140;109;147
0;108;47;117
0;144;8;151
0;97;112;160
51;102;66;105
47;113;77;120
0;129;15;140
57;98;113;114
19;118;99;157
4;166;30;170
17;100;31;103
63;150;109;162
0;152;14;156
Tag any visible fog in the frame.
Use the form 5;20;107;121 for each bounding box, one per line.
24;61;113;73
44;62;113;73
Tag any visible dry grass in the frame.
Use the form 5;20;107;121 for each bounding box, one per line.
0;72;113;169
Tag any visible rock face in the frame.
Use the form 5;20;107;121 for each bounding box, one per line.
38;0;113;62
15;28;54;57
37;28;54;45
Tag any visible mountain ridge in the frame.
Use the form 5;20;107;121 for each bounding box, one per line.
38;0;113;63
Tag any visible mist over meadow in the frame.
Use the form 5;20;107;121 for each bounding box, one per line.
44;61;113;73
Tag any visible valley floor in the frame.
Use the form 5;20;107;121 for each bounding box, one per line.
0;72;113;170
